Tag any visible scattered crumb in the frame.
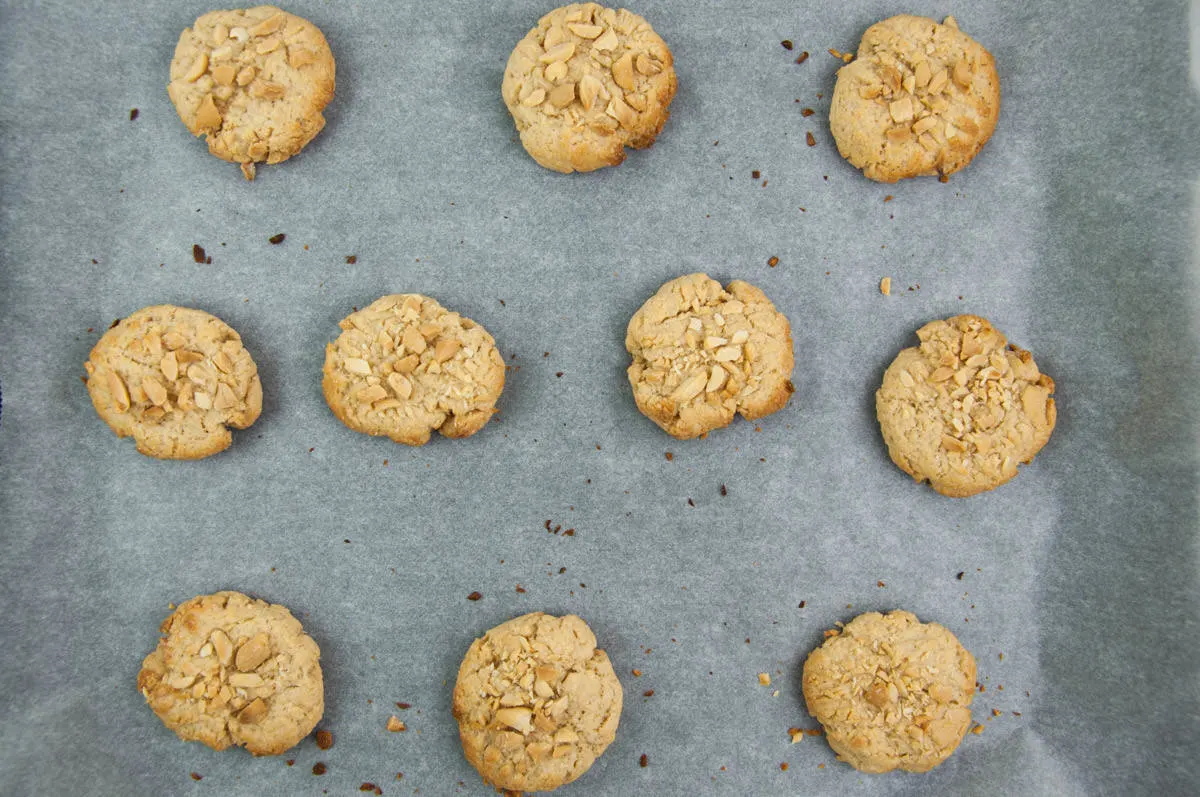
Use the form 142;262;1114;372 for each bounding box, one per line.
876;580;886;588
801;107;814;117
316;729;333;750
768;256;779;267
345;255;357;264
798;600;806;608
632;669;643;677
796;51;809;64
880;277;892;296
268;233;286;245
467;591;483;601
883;195;894;202
758;672;771;686
312;762;327;775
719;484;728;497
192;244;210;264
396;702;412;709
643;689;655;697
129;108;139;121
780;762;789;771
286;760;295;766
665;452;674;461
360;784;382;795
751;170;761;179
639;754;649;768
971;723;984;735
789;727;804;744
190;773;202;781
387;715;407;732
806;131;816;147
781;40;793;50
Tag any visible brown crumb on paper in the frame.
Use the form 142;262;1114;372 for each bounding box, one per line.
801;107;814;117
781;40;793;50
268;233;286;245
806;131;816;147
387;715;407;732
467;591;482;601
796;51;809;64
880;277;892;295
639;754;649;768
190;773;202;781
758;672;771;686
315;729;333;750
768;256;779;267
312;762;327;775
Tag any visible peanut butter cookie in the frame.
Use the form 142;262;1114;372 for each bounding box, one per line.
829;15;999;182
168;6;335;180
626;273;795;439
452;613;623;793
802;610;976;774
84;305;262;460
502;3;677;173
876;314;1056;497
322;294;505;446
137;591;324;756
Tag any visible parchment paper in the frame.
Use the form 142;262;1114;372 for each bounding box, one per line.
0;1;1196;795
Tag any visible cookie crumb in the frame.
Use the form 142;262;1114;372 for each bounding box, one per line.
316;729;333;750
957;571;965;580
665;452;674;461
312;762;327;775
719;484;728;496
780;762;789;771
286;760;295;766
971;724;984;735
192;244;208;264
632;669;642;677
788;727;804;744
798;600;806;608
781;40;794;50
190;773;202;781
359;784;381;794
346;255;357;264
687;498;695;507
467;591;482;601
806;131;816;147
880;277;892;296
129;108;139;121
268;233;286;245
639;754;649;768
643;689;655;697
387;715;407;732
801;107;814;117
796;51;809;64
768;256;779;267
758;672;771;686
395;702;411;709
876;580;886;588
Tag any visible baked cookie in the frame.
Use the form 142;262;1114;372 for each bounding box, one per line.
84;305;262;460
829;15;999;182
802;610;976;774
452;613;623;793
168;6;336;180
322;294;505;446
626;273;794;439
137;591;324;756
876;315;1056;497
502;3;677;172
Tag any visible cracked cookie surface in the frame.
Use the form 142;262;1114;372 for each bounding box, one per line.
502;2;677;173
830;15;999;182
168;6;335;179
137;591;323;756
626;273;794;439
802;610;976;774
84;305;262;460
876;314;1056;497
453;613;622;793
322;294;505;446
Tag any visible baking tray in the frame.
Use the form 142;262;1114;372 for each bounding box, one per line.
0;1;1196;794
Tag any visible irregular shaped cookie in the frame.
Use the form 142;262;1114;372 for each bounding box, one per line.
137;591;323;756
502;3;677;172
322;294;505;446
84;305;262;459
626;273;794;439
452;613;623;793
168;6;336;180
802;610;976;774
876;314;1056;497
829;15;999;182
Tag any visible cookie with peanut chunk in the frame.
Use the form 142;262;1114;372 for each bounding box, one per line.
168;6;335;179
453;613;623;793
829;15;999;182
626;273;795;439
84;305;262;460
876;314;1056;497
502;3;677;172
322;294;505;446
137;591;323;756
802;610;976;774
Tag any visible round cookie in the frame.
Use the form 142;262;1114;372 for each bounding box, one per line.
167;6;336;180
802;610;976;774
84;305;262;460
137;591;324;756
452;612;623;793
322;294;505;446
876;314;1056;497
502;3;677;173
829;15;999;182
626;273;795;439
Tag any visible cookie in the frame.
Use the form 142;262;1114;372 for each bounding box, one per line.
625;273;795;439
502;3;677;173
84;305;262;460
137;591;323;756
322;294;505;446
167;6;336;180
452;613;623;793
876;314;1056;497
802;610;976;774
829;15;999;182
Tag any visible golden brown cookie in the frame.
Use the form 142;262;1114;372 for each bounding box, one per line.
167;6;336;180
452;613;623;793
84;305;262;460
829;15;999;182
802;610;976;774
502;3;677;173
137;591;324;756
322;294;505;446
626;273;795;439
876;314;1056;497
